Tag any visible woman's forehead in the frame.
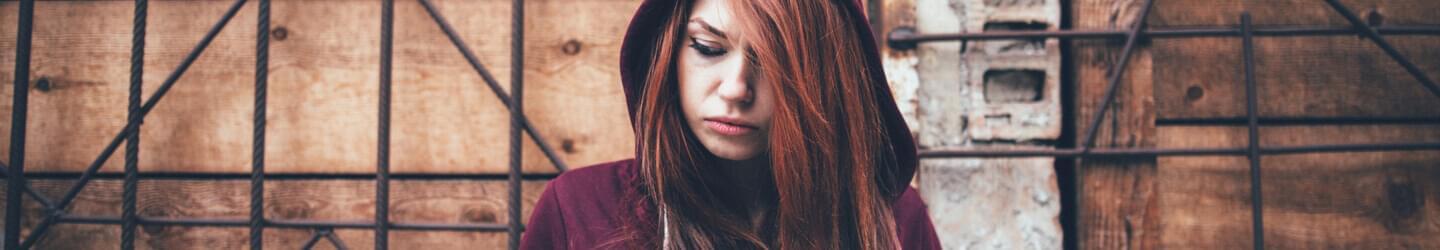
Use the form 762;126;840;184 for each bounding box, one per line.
688;0;734;33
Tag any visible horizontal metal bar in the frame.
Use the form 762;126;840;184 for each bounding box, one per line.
889;25;1440;44
54;215;510;232
1156;116;1440;126
918;141;1440;158
15;172;559;181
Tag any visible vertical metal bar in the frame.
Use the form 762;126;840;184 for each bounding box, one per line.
6;0;36;249
1321;0;1440;98
121;0;148;249
508;0;525;248
19;0;249;247
251;0;271;249
1240;12;1265;250
377;0;394;248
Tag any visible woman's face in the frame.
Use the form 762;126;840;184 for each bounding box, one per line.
678;0;774;161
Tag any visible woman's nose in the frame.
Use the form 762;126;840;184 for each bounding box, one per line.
716;58;754;105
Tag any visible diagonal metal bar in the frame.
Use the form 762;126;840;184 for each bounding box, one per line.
887;25;1440;45
417;0;569;172
1322;0;1440;98
325;229;350;250
1078;0;1158;152
1240;12;1265;250
19;0;249;248
0;163;55;209
6;0;36;248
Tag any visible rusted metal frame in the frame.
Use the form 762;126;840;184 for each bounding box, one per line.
1156;116;1440;126
1240;12;1264;250
888;25;1440;45
1321;0;1440;98
0;163;55;209
917;141;1440;158
417;0;570;172
5;0;36;249
53;215;512;231
16;0;250;248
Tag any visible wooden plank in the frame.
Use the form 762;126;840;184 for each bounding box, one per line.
0;0;640;174
1151;0;1440;118
1158;125;1440;248
0;179;546;249
1071;0;1160;249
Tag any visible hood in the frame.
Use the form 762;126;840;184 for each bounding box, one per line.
617;0;917;201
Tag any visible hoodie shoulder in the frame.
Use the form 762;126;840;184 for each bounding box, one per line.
521;159;639;249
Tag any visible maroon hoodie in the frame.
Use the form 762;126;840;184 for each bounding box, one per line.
520;0;941;249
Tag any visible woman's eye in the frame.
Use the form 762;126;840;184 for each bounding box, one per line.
688;38;727;57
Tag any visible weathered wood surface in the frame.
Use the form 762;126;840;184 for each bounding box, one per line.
0;0;641;174
1072;0;1159;249
1;179;547;249
1158;125;1440;249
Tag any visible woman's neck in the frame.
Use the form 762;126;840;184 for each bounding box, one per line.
711;155;777;216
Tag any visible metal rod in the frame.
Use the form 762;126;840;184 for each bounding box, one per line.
1078;0;1157;152
251;0;270;248
887;25;1440;44
16;172;559;181
916;141;1440;158
1322;0;1440;98
300;229;328;250
509;0;526;248
0;163;55;209
1241;12;1265;250
121;0;148;248
377;0;394;248
5;0;36;249
18;0;250;247
1156;116;1440;126
417;0;570;172
324;229;350;250
53;215;511;231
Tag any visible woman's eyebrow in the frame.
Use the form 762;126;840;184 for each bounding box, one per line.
689;18;728;39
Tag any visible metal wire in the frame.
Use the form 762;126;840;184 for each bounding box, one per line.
5;0;36;249
251;0;271;249
120;0;147;248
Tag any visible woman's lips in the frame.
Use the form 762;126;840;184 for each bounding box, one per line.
703;118;756;136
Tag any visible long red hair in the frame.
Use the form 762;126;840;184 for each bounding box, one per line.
620;0;903;248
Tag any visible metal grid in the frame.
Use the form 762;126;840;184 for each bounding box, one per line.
889;0;1440;249
2;0;569;249
0;0;1435;249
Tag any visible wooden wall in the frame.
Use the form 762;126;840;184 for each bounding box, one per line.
0;0;641;248
1076;0;1440;249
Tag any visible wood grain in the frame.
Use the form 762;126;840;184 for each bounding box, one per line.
0;0;641;174
0;179;547;249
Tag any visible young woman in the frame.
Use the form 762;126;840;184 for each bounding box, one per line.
521;0;941;249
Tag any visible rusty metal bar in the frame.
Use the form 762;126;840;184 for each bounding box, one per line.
917;141;1440;158
887;25;1440;46
300;229;329;250
17;0;249;248
53;215;512;232
417;0;570;172
1322;0;1440;98
1078;0;1157;152
5;0;36;249
0;163;54;209
1156;116;1440;126
509;0;527;248
376;0;395;248
250;0;270;248
120;0;148;249
1241;12;1265;250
